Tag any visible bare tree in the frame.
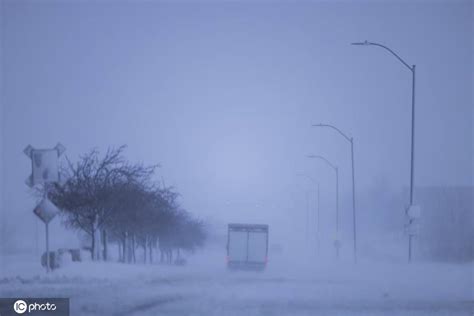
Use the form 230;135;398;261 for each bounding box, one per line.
50;146;155;260
48;145;206;263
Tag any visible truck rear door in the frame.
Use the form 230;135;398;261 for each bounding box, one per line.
247;231;267;263
228;230;247;262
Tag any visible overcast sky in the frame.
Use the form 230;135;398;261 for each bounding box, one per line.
0;0;472;250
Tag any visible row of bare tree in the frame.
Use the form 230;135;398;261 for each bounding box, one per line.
45;146;206;263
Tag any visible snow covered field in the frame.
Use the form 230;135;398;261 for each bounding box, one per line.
1;250;472;316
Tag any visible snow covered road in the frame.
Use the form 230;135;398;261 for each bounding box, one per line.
1;252;472;315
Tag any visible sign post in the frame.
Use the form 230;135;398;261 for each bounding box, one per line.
24;143;65;273
33;197;60;272
333;231;342;259
405;205;421;261
46;223;49;272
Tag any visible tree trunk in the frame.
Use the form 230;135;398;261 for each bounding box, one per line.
91;229;96;261
96;227;101;261
102;229;108;261
123;236;126;263
144;241;147;264
149;241;153;264
94;216;101;261
122;233;127;263
127;234;133;263
132;235;136;264
118;240;122;262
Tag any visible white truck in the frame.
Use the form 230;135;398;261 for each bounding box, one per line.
226;223;269;270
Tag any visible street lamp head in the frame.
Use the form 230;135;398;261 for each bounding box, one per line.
307;155;316;159
351;40;370;46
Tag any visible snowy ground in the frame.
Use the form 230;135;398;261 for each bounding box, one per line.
1;250;473;316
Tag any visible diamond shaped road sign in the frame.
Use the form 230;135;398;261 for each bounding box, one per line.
33;197;60;224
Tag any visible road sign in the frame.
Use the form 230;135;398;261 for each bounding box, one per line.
33;197;60;224
406;205;421;219
24;143;66;187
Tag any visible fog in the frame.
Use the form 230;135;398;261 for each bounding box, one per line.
0;0;473;315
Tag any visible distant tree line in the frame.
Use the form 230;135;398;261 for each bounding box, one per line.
45;146;206;263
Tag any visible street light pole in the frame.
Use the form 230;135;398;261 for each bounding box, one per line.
335;167;339;236
351;40;416;262
408;65;416;261
317;182;320;254
305;191;310;244
307;155;340;259
311;124;357;263
350;137;357;263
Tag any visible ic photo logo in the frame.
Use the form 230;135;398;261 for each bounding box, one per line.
13;300;27;314
13;299;57;314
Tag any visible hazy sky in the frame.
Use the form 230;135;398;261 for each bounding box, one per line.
0;0;472;250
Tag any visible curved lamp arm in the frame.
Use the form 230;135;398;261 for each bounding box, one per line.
307;154;338;172
312;123;352;143
351;40;414;72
